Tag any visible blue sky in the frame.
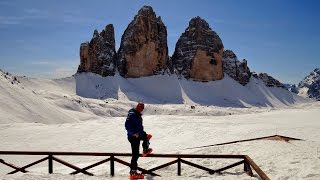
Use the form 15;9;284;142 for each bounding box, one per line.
0;0;319;83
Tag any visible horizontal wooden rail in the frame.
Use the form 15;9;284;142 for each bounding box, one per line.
0;151;269;179
0;151;244;158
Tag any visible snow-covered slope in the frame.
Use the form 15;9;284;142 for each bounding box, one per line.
1;102;320;180
298;68;320;100
75;72;310;107
0;71;80;124
0;71;123;124
0;70;311;124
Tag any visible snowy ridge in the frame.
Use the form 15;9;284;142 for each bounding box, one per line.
297;68;320;100
75;72;309;107
298;68;320;88
0;70;311;125
0;71;80;124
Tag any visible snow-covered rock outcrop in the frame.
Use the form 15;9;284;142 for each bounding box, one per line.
284;84;299;94
252;72;284;88
298;68;320;100
223;50;251;85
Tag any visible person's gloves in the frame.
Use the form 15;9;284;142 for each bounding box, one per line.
133;133;139;138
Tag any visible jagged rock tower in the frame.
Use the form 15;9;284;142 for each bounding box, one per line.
223;50;251;85
117;6;169;77
77;24;117;76
171;16;224;81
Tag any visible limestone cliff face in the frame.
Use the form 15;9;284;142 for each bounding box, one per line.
117;6;169;77
223;50;251;85
77;24;117;76
171;16;224;81
189;49;224;81
79;42;90;71
77;6;275;89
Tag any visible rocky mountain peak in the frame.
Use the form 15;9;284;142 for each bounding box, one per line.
117;5;169;77
297;68;320;100
100;24;115;49
223;49;237;59
77;24;117;76
137;5;156;18
76;5;283;89
93;29;99;38
188;16;210;30
298;68;320;88
171;16;224;81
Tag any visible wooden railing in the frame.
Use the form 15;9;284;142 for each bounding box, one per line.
0;151;269;179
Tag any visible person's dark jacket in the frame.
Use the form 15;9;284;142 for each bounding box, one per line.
125;108;144;137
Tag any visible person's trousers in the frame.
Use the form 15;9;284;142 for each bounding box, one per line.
128;133;149;170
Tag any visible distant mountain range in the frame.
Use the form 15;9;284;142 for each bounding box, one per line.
76;5;285;89
287;68;320;100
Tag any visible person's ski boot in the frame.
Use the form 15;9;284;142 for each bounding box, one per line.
142;148;153;157
129;170;144;179
141;134;153;157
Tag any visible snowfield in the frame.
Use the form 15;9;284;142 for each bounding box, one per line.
0;71;319;179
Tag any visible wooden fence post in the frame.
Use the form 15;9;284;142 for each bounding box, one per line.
110;155;114;176
48;155;53;174
244;161;253;176
177;158;181;176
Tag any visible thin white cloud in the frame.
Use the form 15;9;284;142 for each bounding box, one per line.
30;61;52;65
0;7;104;26
23;8;43;15
0;1;13;6
0;8;51;25
61;13;104;24
0;16;24;25
29;59;78;66
0;14;49;26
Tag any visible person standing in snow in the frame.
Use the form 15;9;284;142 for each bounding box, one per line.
125;102;152;177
